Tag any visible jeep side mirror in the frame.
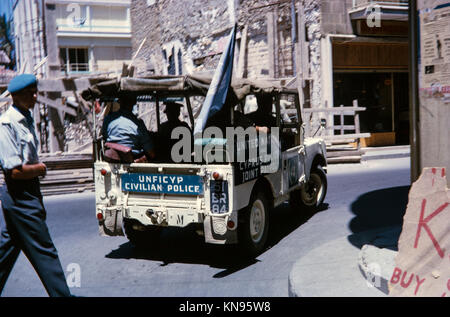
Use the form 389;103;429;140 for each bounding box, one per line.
320;118;327;128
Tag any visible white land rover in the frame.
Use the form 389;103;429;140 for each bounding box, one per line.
85;75;327;256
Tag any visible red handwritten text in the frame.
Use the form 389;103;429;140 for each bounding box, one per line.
390;267;426;295
414;199;448;258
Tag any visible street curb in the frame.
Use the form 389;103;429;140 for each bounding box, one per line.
288;236;386;297
361;152;410;161
357;245;397;295
361;146;410;162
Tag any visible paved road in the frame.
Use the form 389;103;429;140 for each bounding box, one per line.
2;157;410;297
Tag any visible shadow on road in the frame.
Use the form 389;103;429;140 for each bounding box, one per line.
266;202;329;248
105;202;328;277
106;225;259;277
347;185;410;251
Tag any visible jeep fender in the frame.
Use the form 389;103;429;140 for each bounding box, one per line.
304;138;327;179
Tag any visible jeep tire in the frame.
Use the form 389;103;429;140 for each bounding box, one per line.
238;192;270;257
290;165;327;212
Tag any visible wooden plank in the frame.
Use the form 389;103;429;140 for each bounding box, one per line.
320;133;371;140
130;38;147;70
326;125;356;131
37;77;110;93
267;11;276;78
237;25;248;79
185;95;195;127
327;156;361;164
288;107;366;115
354;100;361;150
37;95;77;116
301;107;366;113
326;150;364;158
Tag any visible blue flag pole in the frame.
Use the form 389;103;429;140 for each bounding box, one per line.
193;24;237;136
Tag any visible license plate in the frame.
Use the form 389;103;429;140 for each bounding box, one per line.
210;180;229;214
121;174;203;195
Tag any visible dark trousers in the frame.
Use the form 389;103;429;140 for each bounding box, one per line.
0;180;71;297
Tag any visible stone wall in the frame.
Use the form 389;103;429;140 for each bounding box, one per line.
303;0;322;109
131;0;234;75
131;0;296;79
239;0;294;79
320;0;353;35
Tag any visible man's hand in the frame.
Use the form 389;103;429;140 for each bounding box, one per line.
36;162;47;177
255;126;270;134
145;149;156;161
11;162;47;180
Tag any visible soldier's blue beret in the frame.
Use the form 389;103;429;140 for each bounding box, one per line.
8;74;37;94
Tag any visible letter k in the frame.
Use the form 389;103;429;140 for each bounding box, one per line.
414;199;448;258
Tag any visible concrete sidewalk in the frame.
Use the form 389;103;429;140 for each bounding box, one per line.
361;145;410;161
288;227;399;297
288;149;409;297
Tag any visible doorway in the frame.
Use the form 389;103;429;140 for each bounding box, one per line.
333;72;409;146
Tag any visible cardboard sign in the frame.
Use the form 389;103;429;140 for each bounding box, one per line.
389;168;449;297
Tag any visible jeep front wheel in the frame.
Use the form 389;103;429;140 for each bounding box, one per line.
290;165;327;211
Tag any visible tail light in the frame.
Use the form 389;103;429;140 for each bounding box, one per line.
227;220;235;230
97;212;104;221
100;168;108;176
212;172;222;180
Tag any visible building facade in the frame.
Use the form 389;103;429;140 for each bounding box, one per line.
13;0;46;76
55;0;132;75
131;0;409;146
13;0;132;76
321;0;409;145
131;0;296;78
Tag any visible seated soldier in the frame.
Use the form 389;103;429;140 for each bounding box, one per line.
102;93;156;162
247;94;277;133
158;102;192;162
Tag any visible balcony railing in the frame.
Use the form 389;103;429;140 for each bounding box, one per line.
61;63;90;73
350;0;409;24
60;63;125;75
352;0;409;9
56;23;131;35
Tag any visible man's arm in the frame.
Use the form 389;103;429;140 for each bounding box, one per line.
10;163;47;180
136;119;156;161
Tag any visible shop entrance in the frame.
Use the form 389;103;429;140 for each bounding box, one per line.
333;72;409;146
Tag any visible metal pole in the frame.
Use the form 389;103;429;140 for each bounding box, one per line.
409;0;420;183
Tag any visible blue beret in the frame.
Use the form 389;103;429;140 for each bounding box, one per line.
8;74;37;94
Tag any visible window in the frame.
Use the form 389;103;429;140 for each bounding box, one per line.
177;49;183;75
164;47;184;75
60;48;89;73
168;47;176;75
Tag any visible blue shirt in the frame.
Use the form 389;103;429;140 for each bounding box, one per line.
0;105;39;171
102;109;154;156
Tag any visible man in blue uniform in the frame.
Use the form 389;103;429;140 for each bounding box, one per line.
0;74;71;297
102;93;156;162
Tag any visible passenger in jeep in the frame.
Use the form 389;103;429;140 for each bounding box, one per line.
157;102;192;162
247;94;277;133
102;93;156;162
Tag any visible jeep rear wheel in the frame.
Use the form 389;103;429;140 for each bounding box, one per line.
290;165;327;211
238;193;270;257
